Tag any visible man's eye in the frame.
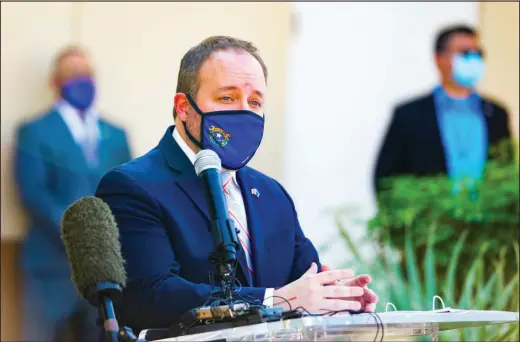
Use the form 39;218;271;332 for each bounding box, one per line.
221;96;232;101
251;100;261;107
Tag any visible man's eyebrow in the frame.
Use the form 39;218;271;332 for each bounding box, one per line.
216;86;238;93
216;86;264;99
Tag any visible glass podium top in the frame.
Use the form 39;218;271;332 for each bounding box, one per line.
146;310;518;342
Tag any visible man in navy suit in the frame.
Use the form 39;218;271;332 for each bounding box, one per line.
15;46;132;341
96;36;378;333
374;25;513;194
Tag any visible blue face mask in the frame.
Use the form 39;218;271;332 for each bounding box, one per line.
452;53;485;88
61;76;96;111
184;94;265;171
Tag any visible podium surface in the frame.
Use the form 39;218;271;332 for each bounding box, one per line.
147;310;519;341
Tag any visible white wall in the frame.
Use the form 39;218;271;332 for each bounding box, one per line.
284;2;479;266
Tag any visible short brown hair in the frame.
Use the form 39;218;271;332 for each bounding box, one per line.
51;45;88;77
173;36;268;118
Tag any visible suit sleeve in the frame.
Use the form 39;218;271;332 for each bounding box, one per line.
275;181;321;283
96;169;266;330
14;123;69;243
373;107;406;194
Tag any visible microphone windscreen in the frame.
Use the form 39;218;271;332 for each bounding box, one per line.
194;149;221;176
61;196;126;301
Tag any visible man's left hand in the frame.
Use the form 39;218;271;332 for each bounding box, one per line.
321;264;378;312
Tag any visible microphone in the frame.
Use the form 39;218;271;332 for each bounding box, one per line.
194;149;240;300
61;196;144;342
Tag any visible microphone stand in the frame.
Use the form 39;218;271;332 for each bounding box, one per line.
87;282;146;342
201;169;240;302
208;218;240;301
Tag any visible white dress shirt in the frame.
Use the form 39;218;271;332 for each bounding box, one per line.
172;127;274;306
57;100;100;146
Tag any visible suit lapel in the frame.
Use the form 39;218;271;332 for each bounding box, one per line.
96;122;112;171
49;110;90;170
176;177;211;220
428;93;449;174
236;168;266;287
158;126;210;220
481;98;496;143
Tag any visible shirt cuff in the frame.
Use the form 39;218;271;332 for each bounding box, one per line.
263;288;275;307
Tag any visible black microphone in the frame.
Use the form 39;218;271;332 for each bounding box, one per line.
194;149;240;299
61;196;145;342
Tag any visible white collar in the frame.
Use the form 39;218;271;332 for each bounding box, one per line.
172;126;237;185
56;100;100;143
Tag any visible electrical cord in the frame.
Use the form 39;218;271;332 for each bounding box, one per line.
199;263;385;341
274;296;384;342
263;295;294;311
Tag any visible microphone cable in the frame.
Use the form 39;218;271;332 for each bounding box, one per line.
201;261;386;340
259;294;384;342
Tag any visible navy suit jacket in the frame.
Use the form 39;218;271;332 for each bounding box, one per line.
96;126;320;332
373;92;512;193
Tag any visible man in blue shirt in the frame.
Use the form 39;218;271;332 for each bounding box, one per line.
374;24;513;193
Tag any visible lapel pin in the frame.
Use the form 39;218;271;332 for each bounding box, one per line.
251;188;260;198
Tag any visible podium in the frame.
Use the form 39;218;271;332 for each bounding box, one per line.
142;310;519;342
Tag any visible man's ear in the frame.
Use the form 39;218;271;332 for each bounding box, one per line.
49;73;59;93
174;93;190;121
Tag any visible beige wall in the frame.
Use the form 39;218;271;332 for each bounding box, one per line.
1;2;76;241
479;2;520;139
1;2;291;241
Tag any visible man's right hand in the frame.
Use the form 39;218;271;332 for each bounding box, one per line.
272;263;364;314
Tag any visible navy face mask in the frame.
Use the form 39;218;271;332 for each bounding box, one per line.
184;94;265;171
61;76;96;111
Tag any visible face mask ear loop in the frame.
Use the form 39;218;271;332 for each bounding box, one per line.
185;93;205;115
385;302;398;312
432;295;446;311
181;93;205;149
183;121;204;150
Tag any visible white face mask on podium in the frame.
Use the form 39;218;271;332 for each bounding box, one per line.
384;295;459;313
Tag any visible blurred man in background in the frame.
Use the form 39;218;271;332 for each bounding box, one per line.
374;24;512;193
14;45;132;342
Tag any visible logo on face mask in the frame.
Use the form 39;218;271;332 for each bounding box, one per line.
209;126;230;147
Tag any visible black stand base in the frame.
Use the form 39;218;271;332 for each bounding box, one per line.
168;305;304;338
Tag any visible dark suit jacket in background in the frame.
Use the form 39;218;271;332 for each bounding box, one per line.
373;92;512;193
95;126;321;333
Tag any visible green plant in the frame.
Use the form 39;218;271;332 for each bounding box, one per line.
333;212;519;341
369;139;519;288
